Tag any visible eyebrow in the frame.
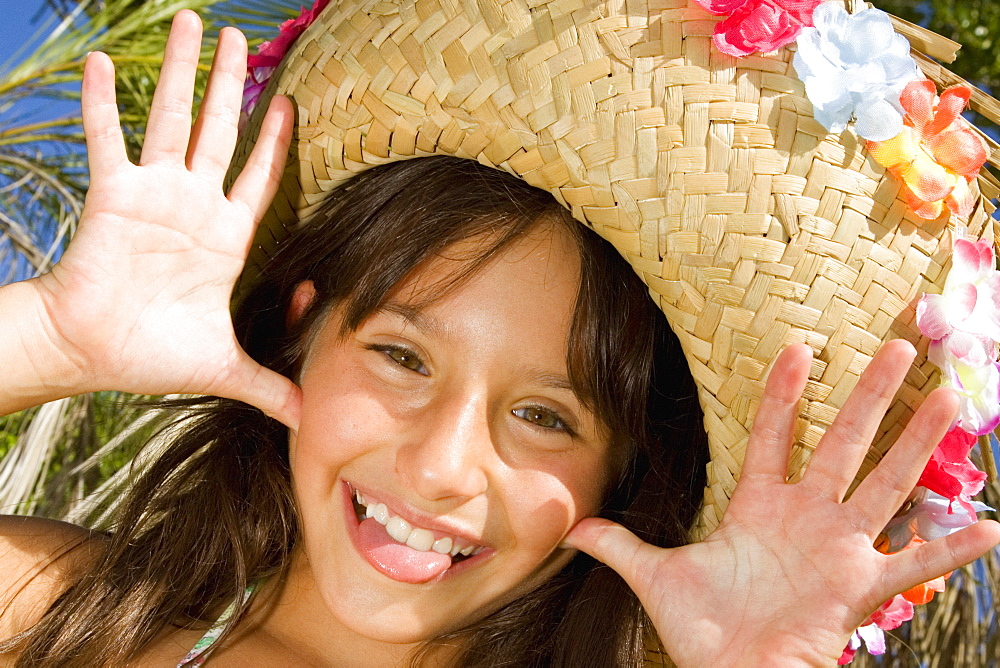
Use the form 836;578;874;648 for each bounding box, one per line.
380;300;442;337
528;371;575;392
378;300;577;394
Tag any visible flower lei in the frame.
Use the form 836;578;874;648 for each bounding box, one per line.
696;0;997;663
247;0;997;662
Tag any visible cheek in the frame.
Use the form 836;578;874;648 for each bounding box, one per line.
502;457;609;554
289;375;387;506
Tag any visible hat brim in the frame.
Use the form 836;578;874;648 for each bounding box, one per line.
229;0;1000;538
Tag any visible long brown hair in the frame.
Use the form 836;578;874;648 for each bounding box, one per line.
2;157;708;666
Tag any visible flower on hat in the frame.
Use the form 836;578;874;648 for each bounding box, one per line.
695;0;822;57
929;345;1000;435
838;595;914;664
241;0;332;127
917;427;988;501
868;81;988;219
900;571;948;606
839;624;882;664
884;487;990;551
792;4;920;141
917;239;1000;343
917;238;1000;433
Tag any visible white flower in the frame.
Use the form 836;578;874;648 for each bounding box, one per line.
885;488;991;552
792;4;920;141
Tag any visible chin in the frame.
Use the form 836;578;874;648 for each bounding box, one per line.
315;576;490;645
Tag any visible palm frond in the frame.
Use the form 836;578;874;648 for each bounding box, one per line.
0;393;157;518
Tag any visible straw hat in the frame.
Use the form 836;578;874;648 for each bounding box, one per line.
229;0;1000;540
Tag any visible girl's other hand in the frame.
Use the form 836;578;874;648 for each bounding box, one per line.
27;11;299;427
565;340;1000;666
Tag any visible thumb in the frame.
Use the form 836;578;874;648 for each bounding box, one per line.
563;517;658;589
222;354;302;430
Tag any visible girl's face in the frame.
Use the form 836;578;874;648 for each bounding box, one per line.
285;225;612;646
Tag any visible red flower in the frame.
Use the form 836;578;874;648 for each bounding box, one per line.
696;0;823;57
917;427;987;501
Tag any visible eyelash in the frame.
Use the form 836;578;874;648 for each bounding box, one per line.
365;343;429;376
512;406;575;436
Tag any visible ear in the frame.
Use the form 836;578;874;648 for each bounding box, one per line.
286;280;317;328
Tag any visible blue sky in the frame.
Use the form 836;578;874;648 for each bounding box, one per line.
1;0;81;121
1;0;56;69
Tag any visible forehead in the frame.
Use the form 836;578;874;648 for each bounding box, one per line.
386;224;583;320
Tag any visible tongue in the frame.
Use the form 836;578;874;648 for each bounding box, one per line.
357;518;452;583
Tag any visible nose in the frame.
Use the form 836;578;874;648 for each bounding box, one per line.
395;387;491;502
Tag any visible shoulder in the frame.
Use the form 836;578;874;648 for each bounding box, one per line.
0;515;106;639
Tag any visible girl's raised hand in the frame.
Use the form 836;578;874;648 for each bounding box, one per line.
566;340;1000;666
27;11;300;427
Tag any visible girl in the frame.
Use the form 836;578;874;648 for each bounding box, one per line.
1;11;998;667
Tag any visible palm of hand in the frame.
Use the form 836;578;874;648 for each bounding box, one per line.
47;161;250;394
567;341;1000;667
31;12;299;426
642;478;887;665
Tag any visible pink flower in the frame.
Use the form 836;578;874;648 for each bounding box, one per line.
917;239;1000;343
869;594;916;631
840;596;915;663
695;0;823;57
917;238;1000;434
247;0;331;69
917;427;987;501
240;0;333;125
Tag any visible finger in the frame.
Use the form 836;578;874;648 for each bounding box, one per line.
227;95;294;230
740;343;812;483
849;387;958;532
223;355;302;430
882;520;1000;601
563;517;659;593
140;10;202;165
187;26;248;180
82;52;129;178
802;339;915;501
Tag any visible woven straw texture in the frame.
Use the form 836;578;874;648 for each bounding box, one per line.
230;0;1000;539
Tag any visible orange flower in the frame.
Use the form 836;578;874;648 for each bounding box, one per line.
901;575;947;605
867;80;988;220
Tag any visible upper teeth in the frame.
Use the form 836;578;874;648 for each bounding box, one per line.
355;489;483;558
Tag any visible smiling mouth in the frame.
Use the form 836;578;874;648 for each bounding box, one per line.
349;487;485;565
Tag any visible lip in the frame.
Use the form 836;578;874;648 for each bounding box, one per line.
346;481;490;547
341;482;494;582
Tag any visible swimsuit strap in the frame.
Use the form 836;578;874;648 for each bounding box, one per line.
176;583;257;667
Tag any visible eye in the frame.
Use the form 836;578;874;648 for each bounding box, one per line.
512;406;571;433
367;344;429;375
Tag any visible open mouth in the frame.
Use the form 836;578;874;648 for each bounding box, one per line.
343;482;492;583
349;487;485;565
